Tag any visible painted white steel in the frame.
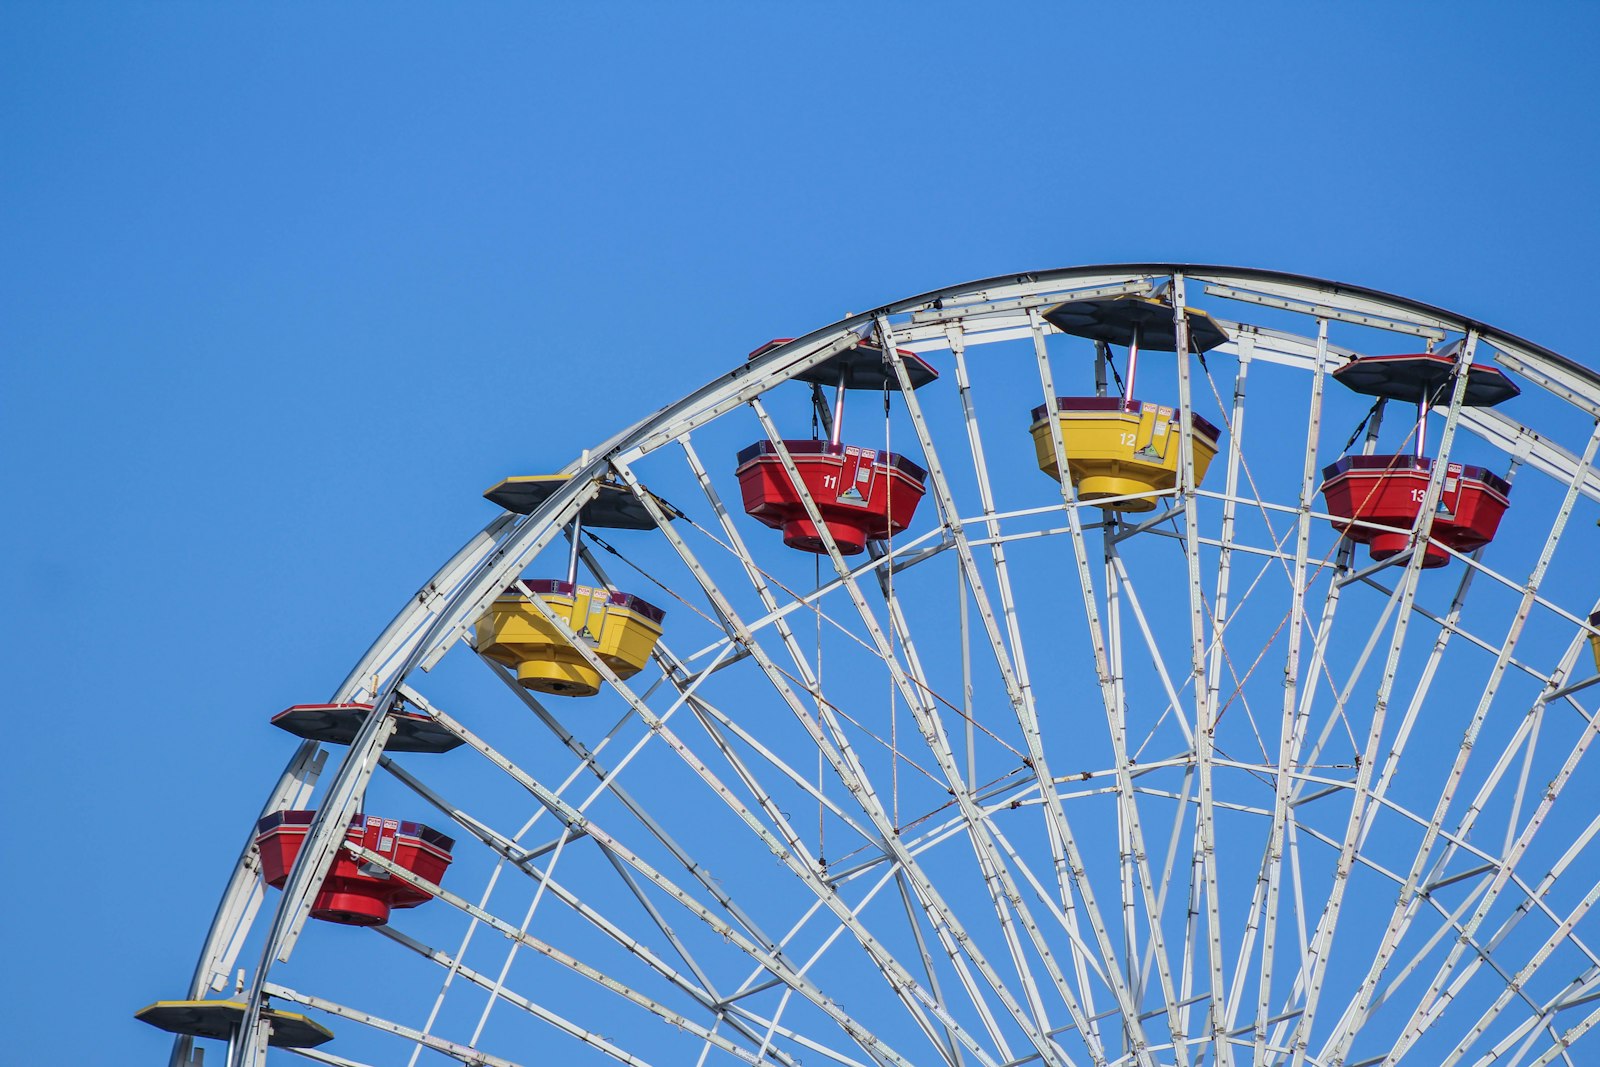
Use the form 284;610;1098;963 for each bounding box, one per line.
166;265;1600;1067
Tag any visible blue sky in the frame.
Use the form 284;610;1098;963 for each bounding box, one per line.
4;4;1598;1063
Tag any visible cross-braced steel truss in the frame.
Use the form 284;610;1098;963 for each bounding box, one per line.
163;266;1600;1067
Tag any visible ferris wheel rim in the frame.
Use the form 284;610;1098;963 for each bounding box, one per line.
593;263;1596;475
172;263;1600;1067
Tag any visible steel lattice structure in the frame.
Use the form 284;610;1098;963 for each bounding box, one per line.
158;266;1600;1067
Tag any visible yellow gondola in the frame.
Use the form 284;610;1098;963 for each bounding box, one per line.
1030;397;1220;511
474;473;673;697
474;580;665;697
1033;296;1229;510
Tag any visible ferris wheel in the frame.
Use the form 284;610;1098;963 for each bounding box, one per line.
139;265;1600;1067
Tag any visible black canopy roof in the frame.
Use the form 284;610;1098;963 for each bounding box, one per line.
1332;352;1520;408
750;337;939;391
271;703;464;754
1041;296;1230;353
483;476;678;527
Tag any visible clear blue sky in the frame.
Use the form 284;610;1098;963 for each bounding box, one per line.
3;4;1597;1063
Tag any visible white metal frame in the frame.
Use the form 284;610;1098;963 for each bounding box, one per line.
158;266;1600;1067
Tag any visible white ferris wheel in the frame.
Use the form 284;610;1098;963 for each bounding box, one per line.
140;265;1600;1067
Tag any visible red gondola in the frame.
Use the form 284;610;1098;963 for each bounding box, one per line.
736;441;927;554
737;337;935;555
1322;349;1517;567
1320;456;1511;568
255;810;454;926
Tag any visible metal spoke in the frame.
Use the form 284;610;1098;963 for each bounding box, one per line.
615;454;1024;1067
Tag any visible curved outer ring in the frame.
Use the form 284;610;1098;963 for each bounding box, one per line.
176;264;1597;1066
